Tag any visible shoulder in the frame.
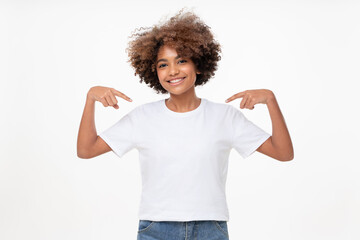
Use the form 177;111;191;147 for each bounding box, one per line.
127;99;163;118
204;98;238;115
202;98;243;126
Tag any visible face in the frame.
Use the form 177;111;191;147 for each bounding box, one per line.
156;45;200;95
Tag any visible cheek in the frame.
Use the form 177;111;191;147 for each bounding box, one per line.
184;65;197;76
156;70;161;79
157;70;166;82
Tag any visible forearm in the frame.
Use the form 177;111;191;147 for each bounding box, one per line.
266;92;294;160
77;92;98;158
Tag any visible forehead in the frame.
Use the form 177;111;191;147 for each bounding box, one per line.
157;45;179;59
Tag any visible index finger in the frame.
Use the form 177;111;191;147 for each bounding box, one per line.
225;91;245;103
111;88;133;102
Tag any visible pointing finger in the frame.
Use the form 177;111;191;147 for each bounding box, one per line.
111;88;133;102
225;91;245;103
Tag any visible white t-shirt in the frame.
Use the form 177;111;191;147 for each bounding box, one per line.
99;98;271;222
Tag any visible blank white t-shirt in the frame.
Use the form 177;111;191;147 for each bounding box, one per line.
99;98;270;221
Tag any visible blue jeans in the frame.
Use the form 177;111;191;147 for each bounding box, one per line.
137;220;229;240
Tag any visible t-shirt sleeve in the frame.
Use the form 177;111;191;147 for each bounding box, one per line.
98;112;136;159
230;106;271;159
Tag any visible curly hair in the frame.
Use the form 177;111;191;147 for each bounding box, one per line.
126;9;222;94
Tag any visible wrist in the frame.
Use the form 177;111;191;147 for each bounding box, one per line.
86;91;95;103
265;90;276;105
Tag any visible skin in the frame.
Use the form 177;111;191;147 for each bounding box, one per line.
156;45;202;113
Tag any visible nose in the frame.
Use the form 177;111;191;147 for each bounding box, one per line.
169;63;179;76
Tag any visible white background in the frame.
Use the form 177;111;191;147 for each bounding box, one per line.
1;0;359;239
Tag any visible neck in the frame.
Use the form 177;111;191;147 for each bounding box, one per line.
166;90;201;113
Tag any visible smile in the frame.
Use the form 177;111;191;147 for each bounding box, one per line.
167;77;186;86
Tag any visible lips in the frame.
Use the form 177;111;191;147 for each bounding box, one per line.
167;77;185;83
167;77;186;86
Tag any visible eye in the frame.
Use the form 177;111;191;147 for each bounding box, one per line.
158;63;167;68
178;59;187;64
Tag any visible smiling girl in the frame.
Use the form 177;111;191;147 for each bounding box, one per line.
77;9;293;240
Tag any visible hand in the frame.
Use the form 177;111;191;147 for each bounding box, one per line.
225;89;274;110
87;86;133;109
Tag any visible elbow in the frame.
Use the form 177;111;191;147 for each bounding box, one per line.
269;138;294;162
77;149;91;159
277;144;294;161
280;156;294;162
278;151;294;162
77;153;87;159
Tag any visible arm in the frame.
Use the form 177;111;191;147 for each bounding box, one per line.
225;89;294;161
77;93;111;159
77;86;133;159
256;92;294;161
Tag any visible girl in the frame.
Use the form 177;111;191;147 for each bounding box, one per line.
77;9;293;240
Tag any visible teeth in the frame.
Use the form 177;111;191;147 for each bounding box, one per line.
169;78;184;83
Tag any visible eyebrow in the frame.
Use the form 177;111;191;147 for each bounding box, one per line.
156;55;181;64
